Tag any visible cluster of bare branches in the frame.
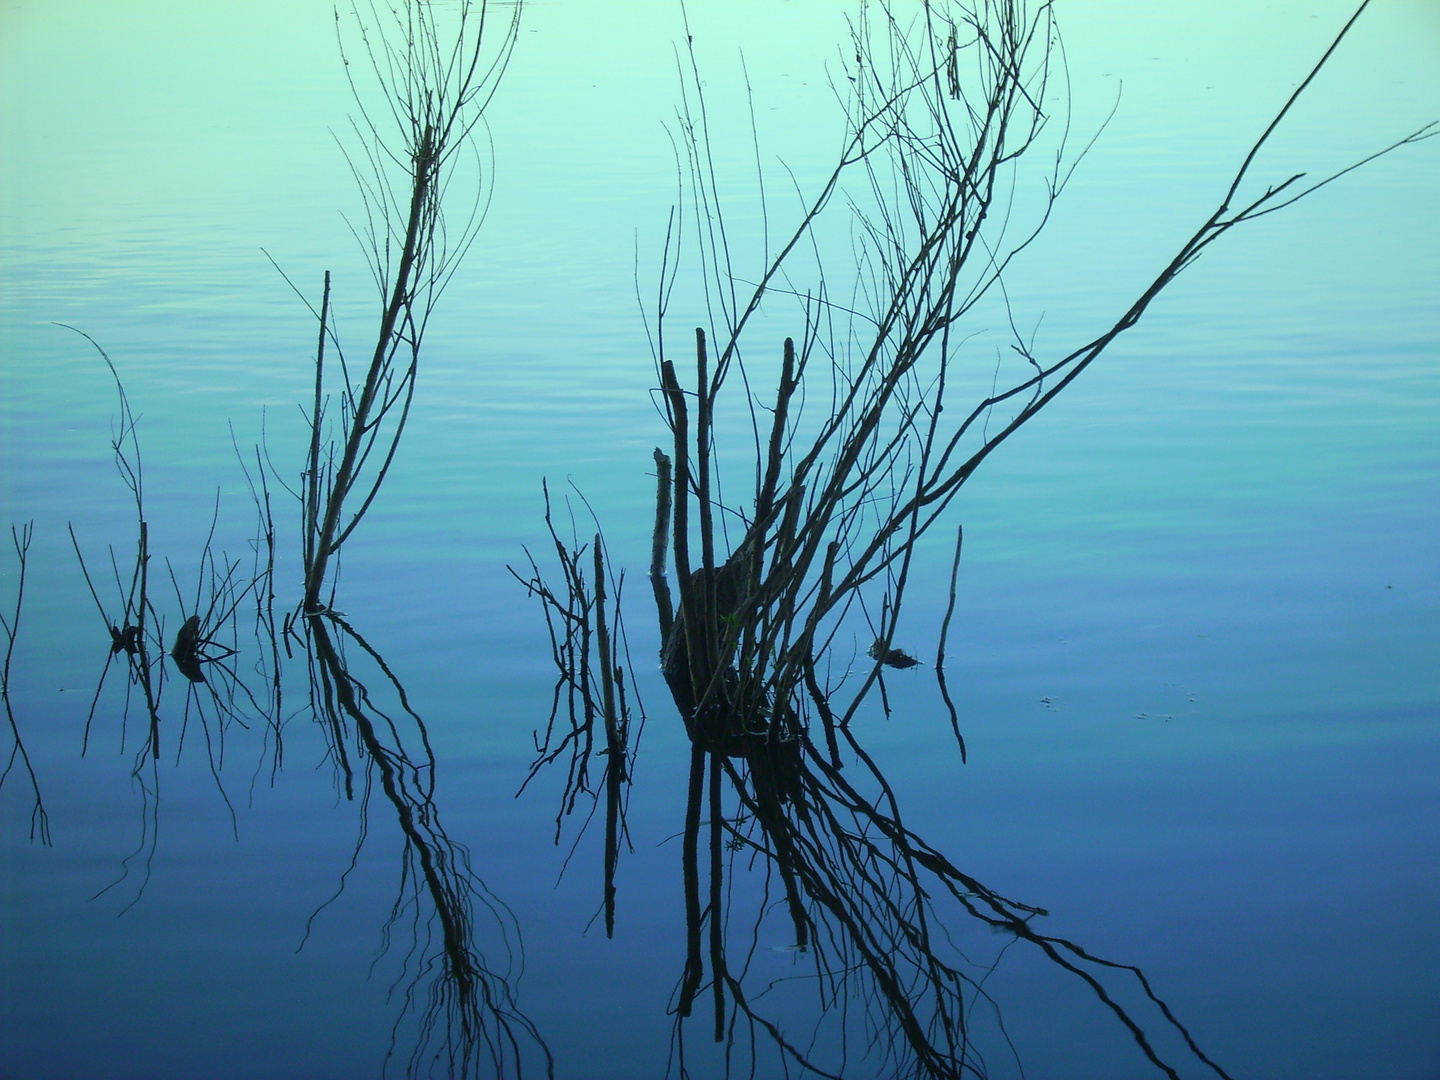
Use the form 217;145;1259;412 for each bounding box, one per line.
509;484;645;937
516;1;1434;1077
55;326;272;907
23;0;1430;1077
299;0;520;615
63;325;165;764
46;3;548;1075
270;3;551;1076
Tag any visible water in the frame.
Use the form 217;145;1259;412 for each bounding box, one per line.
2;1;1437;1078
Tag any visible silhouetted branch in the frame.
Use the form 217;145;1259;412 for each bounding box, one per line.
297;611;552;1079
0;521;50;844
59;327;274;904
510;484;644;936
303;0;521;612
627;0;1427;1076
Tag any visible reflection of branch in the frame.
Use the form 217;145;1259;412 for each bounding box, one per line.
58;323;164;761
300;612;552;1079
61;327;271;905
934;524;965;760
616;1;1426;1076
1;521;50;845
511;484;643;937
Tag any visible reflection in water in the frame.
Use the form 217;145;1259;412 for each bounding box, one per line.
295;610;551;1079
5;0;1431;1077
523;1;1427;1077
271;0;549;1073
48;1;553;1076
1;520;47;844
512;482;645;939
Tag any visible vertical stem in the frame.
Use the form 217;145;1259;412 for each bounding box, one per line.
305;271;331;584
305;148;433;612
135;520;158;760
650;448;674;642
694;329;720;694
708;750;726;1040
754;336;795;538
593;536;621;937
742;336;798;690
662;360;704;724
662;362;692;594
678;742;707;1016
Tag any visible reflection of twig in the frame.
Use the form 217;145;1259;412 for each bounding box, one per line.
510;483;643;937
537;1;1426;1076
300;611;552;1079
69;513;166;911
934;524;965;761
61;327;269;905
1;521;50;845
234;421;288;787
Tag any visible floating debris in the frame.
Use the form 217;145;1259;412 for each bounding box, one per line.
108;623;139;656
868;638;920;669
170;615;207;683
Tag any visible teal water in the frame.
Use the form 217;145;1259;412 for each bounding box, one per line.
2;1;1437;1078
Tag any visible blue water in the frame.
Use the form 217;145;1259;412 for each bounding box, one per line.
2;1;1437;1078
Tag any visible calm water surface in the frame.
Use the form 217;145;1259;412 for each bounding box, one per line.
1;1;1437;1078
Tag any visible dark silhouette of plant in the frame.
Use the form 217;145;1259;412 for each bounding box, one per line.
1;520;49;844
61;325;167;765
292;608;552;1080
524;1;1433;1077
300;0;520;616
59;327;268;904
510;483;646;938
248;3;551;1076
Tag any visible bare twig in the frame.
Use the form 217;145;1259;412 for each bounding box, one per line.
0;522;50;844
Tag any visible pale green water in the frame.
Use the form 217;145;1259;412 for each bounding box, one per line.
1;2;1437;1078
